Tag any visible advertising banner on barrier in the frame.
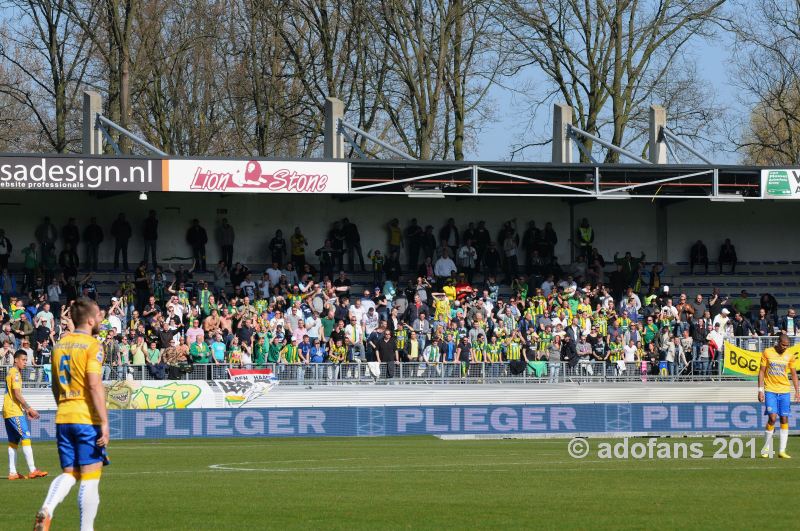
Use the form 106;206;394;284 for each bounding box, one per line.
215;379;277;408
104;380;215;410
0;156;163;191
25;402;792;441
723;341;800;378
761;169;800;198
166;159;348;194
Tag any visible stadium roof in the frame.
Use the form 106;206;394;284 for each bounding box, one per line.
349;160;763;199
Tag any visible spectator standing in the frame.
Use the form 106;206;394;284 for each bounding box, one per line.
290;227;308;270
62;218;79;253
218;218;235;268
542;222;558;262
0;229;12;271
143;210;159;268
269;229;287;265
778;308;800;337
439;218;459;258
732;290;753;320
575;218;594;261
58;243;79;279
718;238;737;274
342;218;365;272
83;217;103;271
456;240;478;284
186;219;208;272
689;240;708;274
329;221;346;272
387;219;403;257
434;251;456;284
405;219;423;271
34;216;57;264
315;239;337;282
111;213;132;271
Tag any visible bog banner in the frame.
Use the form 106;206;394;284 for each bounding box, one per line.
167;159;349;194
723;341;800;378
104;380;215;410
23;402;800;441
761;169;800;198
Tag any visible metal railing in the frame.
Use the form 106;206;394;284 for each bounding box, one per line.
0;359;738;388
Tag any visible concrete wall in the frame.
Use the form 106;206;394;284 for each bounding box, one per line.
0;191;793;266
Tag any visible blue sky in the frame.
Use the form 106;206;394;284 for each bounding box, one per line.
469;31;740;164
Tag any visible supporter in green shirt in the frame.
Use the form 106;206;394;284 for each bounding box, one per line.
267;338;282;364
731;290;752;317
254;337;267;365
189;336;210;363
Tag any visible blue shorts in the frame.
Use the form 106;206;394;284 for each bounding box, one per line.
4;416;30;445
56;424;109;469
764;391;791;417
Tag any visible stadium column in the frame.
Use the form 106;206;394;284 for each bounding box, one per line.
324;97;345;159
649;105;667;164
551;103;573;164
82;91;103;155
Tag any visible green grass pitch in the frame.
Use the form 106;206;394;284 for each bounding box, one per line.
5;436;796;530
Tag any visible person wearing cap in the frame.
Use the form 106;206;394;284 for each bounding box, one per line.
712;307;731;332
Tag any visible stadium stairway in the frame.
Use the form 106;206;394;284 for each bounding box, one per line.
664;260;800;312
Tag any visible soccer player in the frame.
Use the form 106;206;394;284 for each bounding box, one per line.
35;298;109;531
758;333;800;458
4;350;48;480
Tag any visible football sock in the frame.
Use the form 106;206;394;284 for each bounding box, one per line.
779;423;789;453
22;443;36;472
764;424;775;451
8;446;16;475
42;473;77;515
78;478;100;531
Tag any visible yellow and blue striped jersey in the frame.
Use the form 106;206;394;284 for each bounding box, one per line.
52;331;104;425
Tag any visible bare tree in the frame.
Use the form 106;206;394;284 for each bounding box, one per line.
729;0;800;164
499;0;725;162
0;0;93;152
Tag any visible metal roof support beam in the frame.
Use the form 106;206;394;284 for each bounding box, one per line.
339;125;367;160
477;166;594;195
599;169;714;196
96;121;121;155
350;166;470;192
569;128;597;163
96;114;167;156
663;136;682;164
339;120;415;161
661;128;713;165
567;125;652;165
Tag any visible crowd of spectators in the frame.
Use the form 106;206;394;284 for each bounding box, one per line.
0;214;791;383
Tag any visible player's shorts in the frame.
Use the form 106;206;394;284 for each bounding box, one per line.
56;424;109;469
4;416;30;445
764;391;791;417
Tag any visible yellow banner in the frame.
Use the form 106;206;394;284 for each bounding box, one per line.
723;341;800;378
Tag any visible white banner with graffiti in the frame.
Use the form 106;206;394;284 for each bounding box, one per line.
215;379;278;408
105;380;215;410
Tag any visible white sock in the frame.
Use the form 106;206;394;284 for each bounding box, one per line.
78;479;100;531
42;473;77;515
780;426;789;453
764;427;775;451
8;446;16;475
22;444;36;472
